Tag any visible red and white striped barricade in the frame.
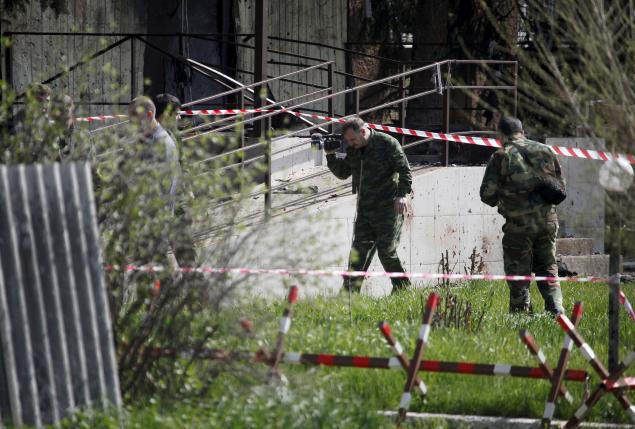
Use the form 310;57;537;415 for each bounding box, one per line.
557;313;635;427
396;292;439;425
519;330;574;404
268;285;299;381
540;301;585;427
378;321;427;397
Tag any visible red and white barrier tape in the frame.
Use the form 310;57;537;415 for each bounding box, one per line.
180;108;635;164
76;108;635;164
105;264;604;283
108;263;635;322
75;114;128;123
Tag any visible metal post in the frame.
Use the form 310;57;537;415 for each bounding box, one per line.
130;37;136;100
0;30;5;99
254;0;269;212
344;43;354;115
608;194;623;372
443;90;450;166
399;63;406;145
239;89;245;170
513;61;518;117
2;37;12;103
608;274;620;372
327;63;334;133
254;0;269;129
443;64;451;166
178;34;186;102
264;115;272;213
355;89;360;116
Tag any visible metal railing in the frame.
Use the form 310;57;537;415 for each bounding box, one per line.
182;58;518;238
2;32;517;237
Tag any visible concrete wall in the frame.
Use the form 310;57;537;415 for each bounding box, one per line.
324;166;505;296
548;138;606;253
201;165;506;298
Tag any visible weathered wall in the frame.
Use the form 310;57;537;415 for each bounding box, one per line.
142;1;230;104
4;0;147;118
234;0;347;116
3;0;236;117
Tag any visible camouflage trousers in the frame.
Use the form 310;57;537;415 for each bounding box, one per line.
502;219;564;315
343;208;411;293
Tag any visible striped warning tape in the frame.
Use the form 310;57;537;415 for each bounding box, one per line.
75;108;635;163
106;264;635;325
180;108;635;163
75;114;128;122
105;264;604;283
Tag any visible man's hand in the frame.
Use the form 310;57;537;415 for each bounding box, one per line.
324;149;337;155
394;196;408;214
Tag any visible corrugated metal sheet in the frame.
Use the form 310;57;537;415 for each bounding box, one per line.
0;162;120;428
234;0;347;115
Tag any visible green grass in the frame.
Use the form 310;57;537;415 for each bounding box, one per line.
50;280;635;428
230;280;635;424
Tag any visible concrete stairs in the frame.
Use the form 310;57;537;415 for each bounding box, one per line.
556;238;609;277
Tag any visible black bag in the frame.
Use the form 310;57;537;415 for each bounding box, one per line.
516;144;567;205
536;175;567;205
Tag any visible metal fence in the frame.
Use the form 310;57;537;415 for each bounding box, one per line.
0;162;120;427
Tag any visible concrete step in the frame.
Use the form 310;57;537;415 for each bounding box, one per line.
380;411;633;429
558;255;609;277
556;238;594;256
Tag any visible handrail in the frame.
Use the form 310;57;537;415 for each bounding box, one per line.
4;31;255;37
186;60;452;141
187;57;517;221
182;59;330;133
182;87;332;136
181;60;333;107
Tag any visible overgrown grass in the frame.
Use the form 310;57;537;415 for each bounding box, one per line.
52;280;635;428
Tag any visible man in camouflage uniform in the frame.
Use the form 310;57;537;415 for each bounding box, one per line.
480;117;565;315
326;117;412;294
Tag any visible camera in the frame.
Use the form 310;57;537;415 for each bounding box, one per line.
311;133;343;152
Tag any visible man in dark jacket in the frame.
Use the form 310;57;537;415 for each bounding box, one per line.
326;117;412;293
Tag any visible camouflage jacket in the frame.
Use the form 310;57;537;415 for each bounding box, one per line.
479;135;564;221
326;129;412;210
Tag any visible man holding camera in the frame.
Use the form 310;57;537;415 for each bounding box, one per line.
480;116;565;315
326;117;412;294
